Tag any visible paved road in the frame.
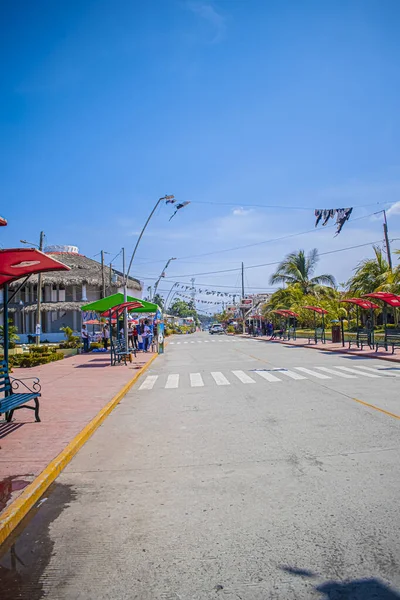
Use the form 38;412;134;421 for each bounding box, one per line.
1;333;400;599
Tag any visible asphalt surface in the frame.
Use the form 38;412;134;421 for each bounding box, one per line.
1;333;400;599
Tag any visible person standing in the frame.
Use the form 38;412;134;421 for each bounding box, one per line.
81;324;90;353
102;324;110;350
128;323;134;349
142;319;151;352
132;324;139;350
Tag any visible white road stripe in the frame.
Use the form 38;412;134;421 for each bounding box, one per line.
204;340;209;343
139;375;158;390
295;367;331;379
315;366;357;379
170;342;175;345
232;370;256;384
211;372;230;386
272;368;307;380
190;373;204;387
253;370;282;383
176;342;181;345
184;341;188;344
334;366;380;378
350;365;400;377
165;374;180;389
197;341;202;343
190;341;195;344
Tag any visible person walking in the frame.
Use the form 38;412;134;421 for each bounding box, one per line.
81;324;90;353
102;324;110;350
128;323;134;349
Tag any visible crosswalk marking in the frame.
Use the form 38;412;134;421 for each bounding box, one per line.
253;370;282;383
190;373;204;387
295;367;331;379
165;374;180;389
315;366;357;379
211;372;230;386
139;375;158;390
351;365;400;377
272;368;307;380
334;366;381;378
232;370;256;384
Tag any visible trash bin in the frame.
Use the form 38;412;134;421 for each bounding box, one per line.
331;325;341;343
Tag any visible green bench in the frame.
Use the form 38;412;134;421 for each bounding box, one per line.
347;332;373;350
0;360;41;423
376;333;400;354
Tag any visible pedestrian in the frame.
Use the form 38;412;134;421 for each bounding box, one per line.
102;323;110;350
142;319;151;352
132;324;139;350
128;323;134;349
81;324;90;353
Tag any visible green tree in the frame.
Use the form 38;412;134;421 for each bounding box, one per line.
153;293;164;309
269;249;336;294
346;246;399;294
0;320;19;349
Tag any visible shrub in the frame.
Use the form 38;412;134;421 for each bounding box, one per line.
11;351;64;368
226;325;235;334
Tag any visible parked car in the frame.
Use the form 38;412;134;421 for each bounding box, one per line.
209;324;225;335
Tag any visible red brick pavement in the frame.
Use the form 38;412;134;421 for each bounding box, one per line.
0;351;154;512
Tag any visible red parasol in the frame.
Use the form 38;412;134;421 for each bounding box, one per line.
303;305;328;315
363;292;400;308
0;248;69;288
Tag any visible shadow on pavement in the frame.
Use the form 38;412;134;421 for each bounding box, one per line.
281;565;400;599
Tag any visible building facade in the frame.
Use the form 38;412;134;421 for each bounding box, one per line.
4;245;142;343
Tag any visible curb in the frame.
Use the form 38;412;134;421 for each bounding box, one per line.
239;335;400;364
0;352;159;546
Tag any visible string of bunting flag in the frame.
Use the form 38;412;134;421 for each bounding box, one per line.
170;282;238;298
176;293;226;306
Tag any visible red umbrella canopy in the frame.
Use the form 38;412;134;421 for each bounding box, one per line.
340;298;379;310
363;292;400;308
0;216;7;227
273;309;299;317
0;248;70;288
303;305;328;315
101;301;144;318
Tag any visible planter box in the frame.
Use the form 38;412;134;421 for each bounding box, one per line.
58;348;79;358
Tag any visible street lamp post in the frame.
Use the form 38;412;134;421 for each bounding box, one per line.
123;195;174;352
153;257;176;303
21;232;45;344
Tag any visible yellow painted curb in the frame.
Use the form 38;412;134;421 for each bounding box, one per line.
0;352;159;546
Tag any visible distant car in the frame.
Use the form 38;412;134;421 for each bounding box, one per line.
209;324;224;335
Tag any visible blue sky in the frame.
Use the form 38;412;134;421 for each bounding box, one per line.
1;0;400;308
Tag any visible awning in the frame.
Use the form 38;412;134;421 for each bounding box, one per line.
272;309;299;317
340;298;379;310
0;248;70;288
363;292;400;308
101;301;144;318
303;305;328;315
81;293;159;314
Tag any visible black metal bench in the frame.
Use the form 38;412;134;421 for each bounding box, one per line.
0;360;41;423
112;339;135;365
347;332;372;350
376;334;400;354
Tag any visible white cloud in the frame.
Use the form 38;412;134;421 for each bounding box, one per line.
232;207;253;216
386;201;400;218
186;2;227;43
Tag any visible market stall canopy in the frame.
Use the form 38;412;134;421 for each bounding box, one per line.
0;216;7;226
303;305;328;314
272;309;299;317
83;319;103;325
101;301;144;318
0;248;70;288
81;293;159;314
363;292;400;308
340;298;379;310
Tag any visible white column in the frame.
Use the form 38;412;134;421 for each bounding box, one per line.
81;284;87;301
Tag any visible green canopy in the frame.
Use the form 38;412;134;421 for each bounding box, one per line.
81;293;159;314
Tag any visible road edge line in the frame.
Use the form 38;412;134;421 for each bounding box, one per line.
0;352;159;546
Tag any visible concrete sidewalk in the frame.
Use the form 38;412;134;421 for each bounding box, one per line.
0;350;154;515
242;334;400;363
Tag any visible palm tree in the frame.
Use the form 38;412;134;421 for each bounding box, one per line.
346;246;398;294
269;249;336;294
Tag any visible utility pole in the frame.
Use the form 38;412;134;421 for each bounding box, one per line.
241;262;245;334
36;231;45;345
109;263;113;288
101;250;106;298
383;210;393;270
122;247;128;352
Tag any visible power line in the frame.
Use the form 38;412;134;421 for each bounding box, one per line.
191;200;393;211
164;238;388;279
